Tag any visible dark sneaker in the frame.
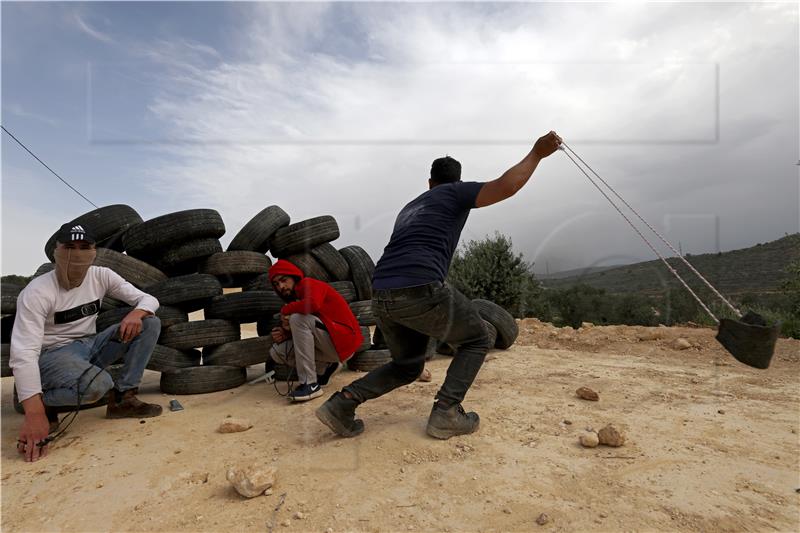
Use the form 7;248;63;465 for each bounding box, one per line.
426;402;480;440
106;388;163;419
288;382;323;402
317;363;340;386
45;406;60;434
315;391;364;437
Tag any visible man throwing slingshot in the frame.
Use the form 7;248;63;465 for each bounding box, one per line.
317;131;562;439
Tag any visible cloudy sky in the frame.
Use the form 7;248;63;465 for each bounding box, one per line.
2;1;797;278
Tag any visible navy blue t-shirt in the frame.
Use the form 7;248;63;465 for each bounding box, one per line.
372;181;485;289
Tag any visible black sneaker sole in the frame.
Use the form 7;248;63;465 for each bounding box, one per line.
315;401;364;438
426;418;480;440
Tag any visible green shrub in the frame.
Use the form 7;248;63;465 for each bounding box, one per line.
447;233;544;318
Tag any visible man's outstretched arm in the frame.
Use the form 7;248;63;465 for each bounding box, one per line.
475;130;562;208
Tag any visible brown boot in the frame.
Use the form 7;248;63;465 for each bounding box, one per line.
106;388;163;419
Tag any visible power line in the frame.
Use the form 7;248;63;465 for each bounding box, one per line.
1;125;99;208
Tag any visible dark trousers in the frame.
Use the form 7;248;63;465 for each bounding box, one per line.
344;282;490;407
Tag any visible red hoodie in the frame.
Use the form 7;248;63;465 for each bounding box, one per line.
268;259;363;362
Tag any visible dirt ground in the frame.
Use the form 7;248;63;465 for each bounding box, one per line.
2;319;799;532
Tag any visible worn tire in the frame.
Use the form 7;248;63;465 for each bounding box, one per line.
256;314;282;337
355;326;371;353
1;283;23;314
282;253;331;282
1;315;15;343
310;243;350;281
472;299;518;349
44;204;143;261
228;206;290;253
203;337;274;367
371;326;386;349
93;248;167;289
436;341;456;356
33;263;55;278
242;273;270;292
100;296;127;312
270;216;340;257
484;320;498;350
329;281;357;303
13;385;109;415
204;291;284;324
350;300;376;326
339;246;375;301
146;344;201;372
272;363;297;382
159;319;240;350
147;274;222;312
123;209;225;256
96;306;188;332
159;366;247;395
348;349;391;372
136;238;223;273
199;251;271;287
1;343;11;377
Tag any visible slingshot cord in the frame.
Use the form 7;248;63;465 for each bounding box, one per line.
561;142;742;319
559;146;721;324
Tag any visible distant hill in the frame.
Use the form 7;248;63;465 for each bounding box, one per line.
541;233;800;296
538;264;626;280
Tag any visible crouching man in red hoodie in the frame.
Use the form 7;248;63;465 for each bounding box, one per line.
266;260;363;402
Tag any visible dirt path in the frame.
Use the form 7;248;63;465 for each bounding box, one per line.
2;321;799;532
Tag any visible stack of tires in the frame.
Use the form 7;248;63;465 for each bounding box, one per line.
1;282;23;378
26;204;382;394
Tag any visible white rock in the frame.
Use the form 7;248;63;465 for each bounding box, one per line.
579;432;599;448
226;464;277;498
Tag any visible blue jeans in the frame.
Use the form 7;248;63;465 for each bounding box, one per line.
39;316;161;407
344;282;490;407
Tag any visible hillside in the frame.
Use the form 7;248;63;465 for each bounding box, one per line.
541;233;799;296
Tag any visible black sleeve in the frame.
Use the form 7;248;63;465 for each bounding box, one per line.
454;181;486;210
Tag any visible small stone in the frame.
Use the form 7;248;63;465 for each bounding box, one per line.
226;464;277;498
581;322;594;329
96;482;104;489
264;488;273;496
218;418;253;433
579;432;599;448
281;519;291;527
563;420;572;425
637;330;662;341
417;368;432;382
293;511;305;520
536;513;550;525
576;387;599;401
718;409;725;414
326;529;334;533
598;424;626;447
400;467;406;473
503;508;512;514
672;338;692;350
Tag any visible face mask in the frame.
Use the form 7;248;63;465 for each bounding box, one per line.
54;247;96;290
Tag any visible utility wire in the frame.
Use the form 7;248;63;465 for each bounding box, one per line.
1;125;99;208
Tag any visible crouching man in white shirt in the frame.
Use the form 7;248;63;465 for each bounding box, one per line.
11;223;163;462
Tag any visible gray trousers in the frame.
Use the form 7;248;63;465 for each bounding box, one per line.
269;313;340;384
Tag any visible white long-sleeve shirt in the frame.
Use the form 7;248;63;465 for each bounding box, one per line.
10;266;159;402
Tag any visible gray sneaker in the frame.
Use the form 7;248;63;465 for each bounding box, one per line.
426;402;480;440
315;391;365;438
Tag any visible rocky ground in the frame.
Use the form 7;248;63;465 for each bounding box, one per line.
2;320;799;532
